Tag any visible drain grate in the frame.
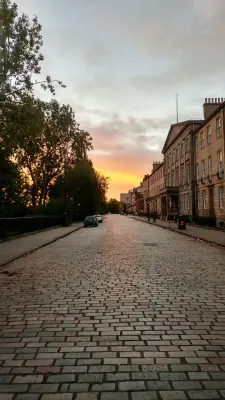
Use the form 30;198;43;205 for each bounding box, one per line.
143;243;158;247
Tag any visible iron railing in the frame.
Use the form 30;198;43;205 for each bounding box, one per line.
0;215;65;239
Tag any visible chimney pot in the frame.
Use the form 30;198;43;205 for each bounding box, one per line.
205;98;207;103
215;98;217;104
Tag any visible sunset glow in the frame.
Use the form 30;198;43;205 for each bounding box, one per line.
17;0;225;200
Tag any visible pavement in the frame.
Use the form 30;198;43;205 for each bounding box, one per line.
0;223;83;266
130;215;225;248
0;215;225;399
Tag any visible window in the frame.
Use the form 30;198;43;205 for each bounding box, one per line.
175;169;179;186
171;170;174;187
197;192;200;209
194;136;198;153
217;150;223;173
201;159;205;182
187;193;190;210
200;132;204;149
168;154;171;167
202;190;207;209
181;142;184;157
180;164;185;185
186;163;190;183
196;163;200;181
176;147;179;161
208;156;212;180
172;152;174;165
185;137;189;152
216;117;221;138
168;173;171;186
207;126;211;145
219;187;224;209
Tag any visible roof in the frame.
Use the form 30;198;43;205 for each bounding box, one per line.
162;120;203;154
193;101;225;134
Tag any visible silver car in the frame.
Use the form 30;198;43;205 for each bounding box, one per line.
95;214;103;223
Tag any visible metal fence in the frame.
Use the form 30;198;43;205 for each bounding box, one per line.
0;215;64;239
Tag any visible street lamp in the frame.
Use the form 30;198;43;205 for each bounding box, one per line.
64;158;69;226
147;175;150;221
63;156;76;226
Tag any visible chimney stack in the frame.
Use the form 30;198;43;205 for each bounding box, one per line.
203;97;224;119
152;161;163;171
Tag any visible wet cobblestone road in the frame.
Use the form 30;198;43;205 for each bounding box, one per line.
1;215;225;400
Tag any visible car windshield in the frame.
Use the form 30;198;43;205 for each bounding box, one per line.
86;216;95;220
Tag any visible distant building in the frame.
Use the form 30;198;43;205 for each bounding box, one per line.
193;98;225;227
126;185;144;214
123;98;225;228
149;162;164;216
120;193;129;204
142;163;164;217
161;119;202;220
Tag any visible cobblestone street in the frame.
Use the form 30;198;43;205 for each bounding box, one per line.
1;215;225;400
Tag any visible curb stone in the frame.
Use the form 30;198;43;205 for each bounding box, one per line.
129;216;225;249
0;225;83;268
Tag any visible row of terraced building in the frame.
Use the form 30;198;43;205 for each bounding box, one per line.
122;98;225;228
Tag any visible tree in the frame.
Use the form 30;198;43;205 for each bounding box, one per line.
0;150;27;216
1;95;93;208
49;160;109;219
0;0;64;99
107;198;121;214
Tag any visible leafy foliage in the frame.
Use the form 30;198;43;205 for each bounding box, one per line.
0;0;108;220
3;96;93;207
49;161;109;219
0;0;65;98
0;150;27;216
107;198;121;214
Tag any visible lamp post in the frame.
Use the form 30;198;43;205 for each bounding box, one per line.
147;175;150;221
64;157;69;226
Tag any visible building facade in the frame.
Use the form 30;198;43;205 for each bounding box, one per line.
161;120;203;220
193;98;225;227
142;163;164;217
120;193;128;204
149;162;164;216
143;174;150;215
126;186;144;214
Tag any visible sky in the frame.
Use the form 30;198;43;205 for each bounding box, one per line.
17;0;225;199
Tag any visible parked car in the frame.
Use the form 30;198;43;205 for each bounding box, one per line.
84;216;98;227
95;214;103;223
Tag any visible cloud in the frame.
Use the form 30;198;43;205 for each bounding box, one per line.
16;0;225;199
82;115;167;198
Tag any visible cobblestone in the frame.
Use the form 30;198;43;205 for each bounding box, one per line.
0;216;225;397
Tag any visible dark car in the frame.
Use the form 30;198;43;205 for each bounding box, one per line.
84;215;98;227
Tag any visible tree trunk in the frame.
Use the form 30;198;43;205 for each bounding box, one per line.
31;184;37;208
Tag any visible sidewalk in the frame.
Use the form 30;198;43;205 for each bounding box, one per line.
130;215;225;247
0;223;83;266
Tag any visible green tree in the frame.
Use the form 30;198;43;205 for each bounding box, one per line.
49;160;109;219
0;150;27;216
0;0;64;98
107;198;121;214
1;95;93;208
